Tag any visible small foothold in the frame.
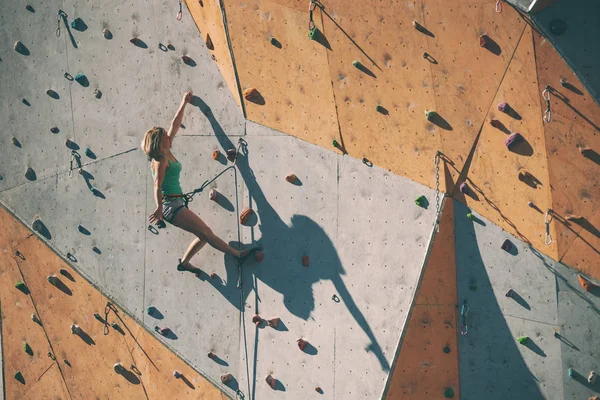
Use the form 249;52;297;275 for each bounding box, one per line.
94;312;103;321
565;214;582;221
315;386;323;393
24;342;32;354
212;150;220;160
93;89;101;98
11;137;19;146
209;189;219;201
425;110;437;121
332;139;339;148
568;368;575;378
31;313;40;323
265;374;276;389
578;274;598;292
489;119;502;129
560;78;567;87
220;373;233;384
114;363;125;373
516;336;529;345
209;272;217;279
15;371;24;382
579;146;591;155
240;208;255;225
528;201;535;208
297;338;308;350
130;37;139;44
376;105;385;113
243;88;258;101
443;345;451;354
415;195;427;207
497;102;509;112
71;324;81;334
302;255;309;267
32;218;44;233
15;281;27;290
254;251;264;262
74;73;86;83
252;314;262;326
111;323;119;329
173;370;182;378
85;148;93;157
206;34;214;50
155;326;170;336
65;138;74;147
26;4;34;12
286;174;297;184
352;60;363;69
459;182;469;194
267;317;279;328
504;132;524;150
47;275;59;285
588;371;598;384
102;28;111;39
501;239;513;252
208;351;216;359
466;212;475;221
308;27;317;40
444;387;455;398
553;331;560;338
412;20;421;29
50;127;59;134
181;55;191;63
226;148;237;161
479;34;489;47
14;41;23;51
269;36;277;45
505;289;514;297
146;306;155;315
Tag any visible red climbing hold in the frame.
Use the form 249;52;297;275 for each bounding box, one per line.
208;351;216;359
252;314;262;326
267;317;280;328
155;326;170;336
578;274;598;292
286;174;297;184
243;88;259;101
205;34;214;50
254;251;264;262
240;208;254;225
265;374;276;389
302;255;310;267
297;338;308;350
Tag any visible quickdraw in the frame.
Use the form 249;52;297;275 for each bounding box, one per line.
176;0;183;21
542;86;552;123
56;10;67;37
69;150;83;176
544;209;553;245
460;301;469;335
495;0;502;13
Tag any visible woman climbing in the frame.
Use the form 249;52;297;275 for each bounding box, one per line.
141;91;258;271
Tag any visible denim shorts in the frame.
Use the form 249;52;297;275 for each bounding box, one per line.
162;197;187;224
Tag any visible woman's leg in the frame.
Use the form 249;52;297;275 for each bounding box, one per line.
173;208;242;257
180;237;207;266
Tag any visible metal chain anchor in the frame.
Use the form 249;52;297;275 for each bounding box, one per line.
542;86;552;123
460;301;469;335
544;209;553;245
434;151;442;232
69;150;83;177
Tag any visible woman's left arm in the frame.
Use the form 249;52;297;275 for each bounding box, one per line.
167;91;193;140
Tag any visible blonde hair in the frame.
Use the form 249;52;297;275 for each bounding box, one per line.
141;126;166;161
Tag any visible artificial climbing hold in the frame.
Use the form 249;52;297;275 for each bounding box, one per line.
208;351;216;359
146;306;155;315
444;387;454;398
443;345;451;354
352;60;364;69
302;255;309;267
74;73;88;86
505;289;514;298
25;167;36;181
459;182;469;194
155;326;170;336
252;314;262;326
254;251;264;262
589;371;598;384
268;317;280;328
467;212;475;221
24;342;32;355
297;338;308;351
102;28;111;39
286;174;297;184
269;36;277;45
565;214;582;221
71;324;81;335
220;373;233;383
578;274;598;292
528;201;535;208
11;137;20;146
376;105;385;113
50;127;59;134
212;150;220;160
501;239;513;252
93;89;101;99
504;132;524;150
15;371;24;382
266;374;276;389
47;275;59;285
415;195;427;208
226;148;237;162
412;20;422;30
425;110;438;122
205;34;214;50
94;313;103;322
26;4;34;12
15;281;27;291
568;368;575;378
497;102;509;113
209;272;217;279
517;336;529;345
243;88;259;101
114;363;125;373
209;189;219;201
240;208;255;225
315;386;323;393
479;34;490;47
32;218;44;233
308;27;317;40
31;313;40;324
332;139;340;149
181;55;191;63
489;119;502;129
173;370;182;378
14;41;24;51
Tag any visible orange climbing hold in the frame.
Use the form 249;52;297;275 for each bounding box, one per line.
578;274;598;292
286;174;297;184
302;255;309;267
243;87;259;101
252;314;262;326
212;150;220;160
240;208;254;225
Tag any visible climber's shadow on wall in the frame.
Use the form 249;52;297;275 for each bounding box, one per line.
455;201;546;399
191;98;390;374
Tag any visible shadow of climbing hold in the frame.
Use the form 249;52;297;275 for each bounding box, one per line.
15;371;25;384
146;306;164;319
425;110;452;130
518;169;541;188
25;167;37;181
269;36;282;48
352;60;376;78
560;79;583;95
74;73;89;87
115;364;141;384
208;352;229;366
479;34;501;55
376;105;388;115
23;99;31;106
580;147;600;165
578;274;600;294
77;225;91;235
11;136;22;148
415;195;429;209
65;138;80;150
240;208;256;226
362;158;373;167
181;55;197;66
423;52;438;64
46;89;60;99
111;323;125;335
102;28;112;39
309;27;331;50
72;325;95;345
48;275;73;296
497;102;521;120
14;41;30;56
154;326;178;340
85;147;97;159
129;37;148;48
32;217;51;240
489;118;510;134
70;18;87;31
60;268;75;282
413;20;434;37
466;212;486;226
26;4;35;12
211;190;235;212
443;345;451;354
507;289;530;309
15;281;30;294
505;133;533;156
243;87;265;105
50;127;59;134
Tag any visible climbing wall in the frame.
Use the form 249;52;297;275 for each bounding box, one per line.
384;200;459;399
235;132;439;398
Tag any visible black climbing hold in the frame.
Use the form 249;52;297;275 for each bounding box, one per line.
102;28;112;40
92;246;101;254
443;346;451;354
362;158;373;167
25;167;36;181
158;43;168;52
444;388;454;398
50;127;59;134
501;239;513;252
84;147;95;158
93;89;102;99
74;73;89;87
25;4;35;12
46;89;59;99
14;41;30;56
352;60;363;69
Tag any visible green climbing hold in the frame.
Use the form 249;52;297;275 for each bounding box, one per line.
444;387;454;398
467;212;475;221
376;105;385;113
24;342;32;355
415;195;427;207
517;336;529;345
15;371;24;383
308;27;317;40
332;139;339;148
425;110;438;121
15;281;26;290
352;60;363;69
